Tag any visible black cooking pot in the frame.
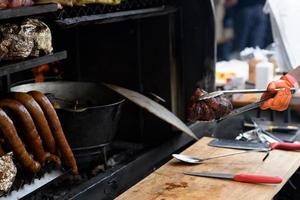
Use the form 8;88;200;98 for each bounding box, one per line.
11;81;125;149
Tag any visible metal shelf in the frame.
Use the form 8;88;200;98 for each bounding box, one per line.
56;6;177;28
0;4;59;20
0;51;67;76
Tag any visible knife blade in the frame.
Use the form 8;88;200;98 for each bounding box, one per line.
208;139;270;151
209;138;300;151
184;172;282;184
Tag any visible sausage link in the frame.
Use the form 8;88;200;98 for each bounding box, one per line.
10;92;57;154
28;91;78;174
0;137;6;156
0;99;49;165
0;144;6;156
0;108;41;172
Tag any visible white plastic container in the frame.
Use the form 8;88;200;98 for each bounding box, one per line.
255;61;274;89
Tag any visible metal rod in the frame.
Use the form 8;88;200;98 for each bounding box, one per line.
222;87;296;95
202;150;262;161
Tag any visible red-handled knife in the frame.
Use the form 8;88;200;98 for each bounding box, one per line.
209;139;300;152
184;172;282;184
269;142;300;150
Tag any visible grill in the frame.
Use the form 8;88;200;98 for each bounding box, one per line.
0;0;216;199
56;0;174;19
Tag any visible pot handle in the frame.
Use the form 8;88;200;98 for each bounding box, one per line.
112;104;122;121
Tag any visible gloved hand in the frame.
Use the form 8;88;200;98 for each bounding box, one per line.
260;74;297;111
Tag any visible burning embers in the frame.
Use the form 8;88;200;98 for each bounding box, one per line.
0;91;77;197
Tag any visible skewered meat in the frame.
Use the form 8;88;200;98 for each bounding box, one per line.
0;108;41;173
0;23;34;60
187;88;233;122
0;153;17;196
10;92;57;155
28;91;78;174
0;99;51;165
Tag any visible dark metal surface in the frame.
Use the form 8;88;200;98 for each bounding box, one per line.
0;51;67;76
0;4;58;20
181;0;215;102
56;6;178;28
65;122;203;200
105;83;198;140
208;138;270;151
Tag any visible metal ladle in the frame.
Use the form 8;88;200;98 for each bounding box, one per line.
198;88;296;101
172;150;264;164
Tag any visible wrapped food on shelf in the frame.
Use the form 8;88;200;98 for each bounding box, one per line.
22;19;53;56
0;23;34;60
0;153;17;196
0;19;53;61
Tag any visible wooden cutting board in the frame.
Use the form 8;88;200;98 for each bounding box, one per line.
116;137;300;200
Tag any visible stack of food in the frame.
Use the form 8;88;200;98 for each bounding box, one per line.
0;91;78;194
0;19;53;61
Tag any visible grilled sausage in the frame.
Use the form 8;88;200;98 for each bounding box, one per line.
0;144;6;156
0;108;40;173
10;92;57;154
0;99;49;165
0;137;6;156
28;91;78;174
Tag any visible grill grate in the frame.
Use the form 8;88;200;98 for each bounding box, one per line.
21;141;146;200
55;0;175;19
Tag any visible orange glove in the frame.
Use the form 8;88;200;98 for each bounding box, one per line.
260;74;297;111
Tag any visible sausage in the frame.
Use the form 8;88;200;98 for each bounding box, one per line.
0;144;6;156
0;137;6;156
0;99;49;165
10;92;57;154
28;91;78;174
0;108;40;173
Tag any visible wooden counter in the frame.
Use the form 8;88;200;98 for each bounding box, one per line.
116;137;300;200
